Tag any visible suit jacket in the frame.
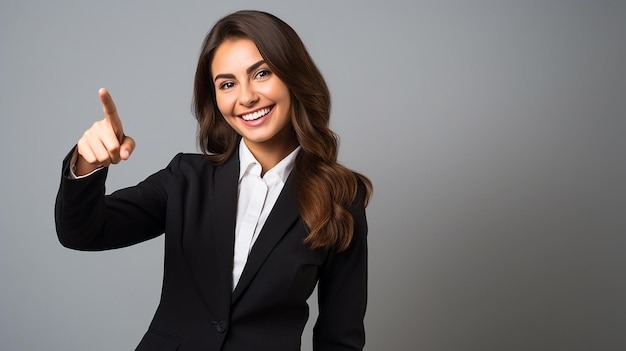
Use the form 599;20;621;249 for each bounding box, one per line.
55;149;368;351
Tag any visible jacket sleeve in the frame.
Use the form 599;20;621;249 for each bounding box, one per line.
54;147;177;251
313;184;369;351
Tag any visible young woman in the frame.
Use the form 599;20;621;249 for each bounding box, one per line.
55;10;372;351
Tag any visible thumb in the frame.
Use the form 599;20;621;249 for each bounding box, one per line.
119;135;136;160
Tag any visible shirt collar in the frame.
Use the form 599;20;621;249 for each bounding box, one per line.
238;139;300;182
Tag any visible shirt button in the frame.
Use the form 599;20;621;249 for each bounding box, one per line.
215;320;227;333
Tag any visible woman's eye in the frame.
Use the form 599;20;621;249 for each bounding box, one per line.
254;69;271;79
219;81;235;90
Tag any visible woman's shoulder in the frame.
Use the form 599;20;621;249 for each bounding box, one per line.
166;152;215;171
175;152;209;162
164;152;236;177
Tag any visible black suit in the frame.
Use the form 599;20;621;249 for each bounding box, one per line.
55;149;368;351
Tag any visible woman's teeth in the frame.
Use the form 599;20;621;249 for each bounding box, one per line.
241;107;271;121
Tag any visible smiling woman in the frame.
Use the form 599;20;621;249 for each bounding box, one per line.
55;9;372;351
193;11;373;252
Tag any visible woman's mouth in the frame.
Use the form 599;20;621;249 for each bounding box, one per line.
240;106;273;121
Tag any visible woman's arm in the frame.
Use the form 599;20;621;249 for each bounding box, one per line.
313;185;369;351
54;148;172;251
54;88;171;251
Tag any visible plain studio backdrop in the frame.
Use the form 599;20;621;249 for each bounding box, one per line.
1;1;625;350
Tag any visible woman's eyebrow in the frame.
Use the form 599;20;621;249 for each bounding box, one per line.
214;60;266;82
246;60;266;75
214;73;235;81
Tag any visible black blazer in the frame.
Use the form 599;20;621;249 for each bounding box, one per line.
55;149;368;351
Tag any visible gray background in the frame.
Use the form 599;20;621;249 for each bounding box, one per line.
1;0;625;350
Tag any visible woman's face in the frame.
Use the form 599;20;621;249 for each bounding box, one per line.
211;38;295;155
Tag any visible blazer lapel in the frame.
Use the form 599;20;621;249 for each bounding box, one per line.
231;174;300;303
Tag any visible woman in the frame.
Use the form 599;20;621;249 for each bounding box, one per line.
55;10;372;351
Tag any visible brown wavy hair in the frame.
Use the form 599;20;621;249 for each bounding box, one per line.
193;10;372;251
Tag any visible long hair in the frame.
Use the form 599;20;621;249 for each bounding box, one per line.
193;10;372;251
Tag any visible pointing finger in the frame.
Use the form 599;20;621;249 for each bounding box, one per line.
98;88;124;141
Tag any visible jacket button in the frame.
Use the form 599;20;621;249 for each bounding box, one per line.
215;320;227;333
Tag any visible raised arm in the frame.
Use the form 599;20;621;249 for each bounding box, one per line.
55;89;167;251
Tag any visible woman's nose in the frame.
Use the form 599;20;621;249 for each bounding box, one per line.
238;83;259;107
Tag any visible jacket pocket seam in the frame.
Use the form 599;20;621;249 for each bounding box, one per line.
147;328;181;343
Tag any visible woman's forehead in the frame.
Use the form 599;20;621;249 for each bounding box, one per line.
211;38;263;76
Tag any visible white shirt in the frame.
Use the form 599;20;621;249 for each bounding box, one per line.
232;140;299;289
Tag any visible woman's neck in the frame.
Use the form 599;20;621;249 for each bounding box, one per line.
244;138;298;176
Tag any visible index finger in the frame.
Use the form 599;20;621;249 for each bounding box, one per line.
98;88;124;137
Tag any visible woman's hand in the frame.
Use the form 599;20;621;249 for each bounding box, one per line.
75;88;136;176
